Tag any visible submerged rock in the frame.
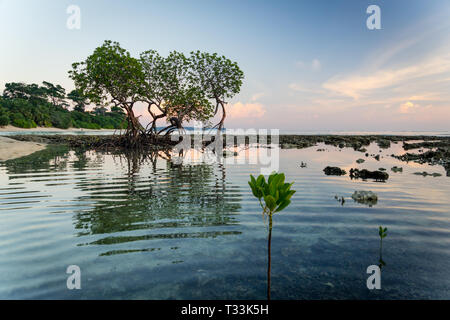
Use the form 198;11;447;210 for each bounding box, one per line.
334;195;345;205
413;171;442;177
323;166;347;176
391;166;403;173
349;168;389;181
281;143;298;149
222;150;238;157
377;139;391;149
352;191;378;207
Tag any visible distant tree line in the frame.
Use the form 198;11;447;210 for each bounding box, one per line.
0;81;127;129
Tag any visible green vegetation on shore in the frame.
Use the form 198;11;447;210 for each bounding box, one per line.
0;82;127;130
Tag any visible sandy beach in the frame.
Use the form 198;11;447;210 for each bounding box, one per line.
0;136;47;161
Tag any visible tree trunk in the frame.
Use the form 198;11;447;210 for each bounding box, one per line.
123;105;142;141
267;215;273;301
147;105;166;135
217;101;226;131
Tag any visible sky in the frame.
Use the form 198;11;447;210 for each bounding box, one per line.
1;0;449;131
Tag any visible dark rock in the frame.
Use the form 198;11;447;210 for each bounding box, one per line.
377;139;391;149
413;171;442;177
349;168;389;181
352;191;378;207
393;147;450;176
323;166;347;176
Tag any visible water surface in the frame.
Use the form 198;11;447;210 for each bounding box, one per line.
0;142;449;299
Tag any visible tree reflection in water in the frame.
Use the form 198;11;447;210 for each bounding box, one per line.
71;149;242;256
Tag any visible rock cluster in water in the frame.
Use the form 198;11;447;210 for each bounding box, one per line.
413;171;442;177
351;191;378;207
377;139;391;149
323;166;347;176
349;168;389;181
393;148;450;177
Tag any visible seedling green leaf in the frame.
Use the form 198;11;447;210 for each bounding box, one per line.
248;172;296;217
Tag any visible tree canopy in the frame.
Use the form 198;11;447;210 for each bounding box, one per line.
69;40;244;139
69;40;145;139
0;81;127;130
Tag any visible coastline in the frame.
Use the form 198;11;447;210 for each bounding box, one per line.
1;125;448;137
2;132;449;173
0;136;47;161
0;125;116;133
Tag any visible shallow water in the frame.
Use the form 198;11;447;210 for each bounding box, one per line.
0;142;449;299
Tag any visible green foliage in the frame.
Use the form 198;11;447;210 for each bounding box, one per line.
0;82;127;130
0;114;9;126
379;226;388;239
189;51;244;102
71;41;244;134
248;172;296;216
3;82;47;103
50;111;72;129
11;112;37;128
69;40;145;136
3;41;245;134
140;50;215;127
68;89;88;112
69;41;143;111
42;81;67;108
0;102;10;126
189;51;244;129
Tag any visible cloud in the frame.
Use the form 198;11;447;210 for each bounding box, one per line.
399;101;416;114
399;101;433;114
294;59;321;71
227;102;266;119
250;92;265;101
312;59;321;71
295;61;305;68
288;83;323;94
322;53;450;100
288;83;308;92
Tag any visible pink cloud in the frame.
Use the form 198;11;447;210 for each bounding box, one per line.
227;102;266;119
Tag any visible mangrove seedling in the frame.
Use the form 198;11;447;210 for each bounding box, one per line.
379;226;387;240
378;226;388;269
248;172;296;220
248;172;296;300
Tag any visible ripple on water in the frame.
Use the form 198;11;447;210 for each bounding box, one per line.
0;144;449;299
